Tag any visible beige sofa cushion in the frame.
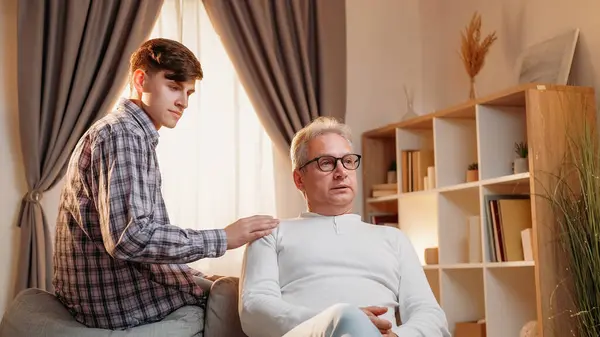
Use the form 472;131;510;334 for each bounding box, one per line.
0;288;204;337
204;277;248;337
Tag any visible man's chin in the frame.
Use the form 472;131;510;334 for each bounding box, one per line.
162;122;178;129
329;193;354;204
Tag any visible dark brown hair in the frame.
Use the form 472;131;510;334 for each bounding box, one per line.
129;38;203;83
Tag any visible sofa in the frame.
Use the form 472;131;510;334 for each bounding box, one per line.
0;277;248;337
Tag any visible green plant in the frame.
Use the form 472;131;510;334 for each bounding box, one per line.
539;121;600;337
388;160;397;171
468;162;478;170
514;141;528;158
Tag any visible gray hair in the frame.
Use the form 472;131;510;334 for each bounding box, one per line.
290;116;353;170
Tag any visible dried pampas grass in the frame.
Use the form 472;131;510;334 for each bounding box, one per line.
460;12;497;99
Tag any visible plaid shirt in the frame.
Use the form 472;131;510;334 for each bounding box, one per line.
53;98;227;330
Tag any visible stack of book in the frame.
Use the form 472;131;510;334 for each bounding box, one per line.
371;183;397;198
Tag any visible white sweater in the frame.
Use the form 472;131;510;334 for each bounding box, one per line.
238;212;450;337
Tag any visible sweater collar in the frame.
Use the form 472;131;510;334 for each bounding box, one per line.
299;212;362;220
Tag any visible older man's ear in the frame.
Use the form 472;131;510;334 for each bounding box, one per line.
292;170;305;192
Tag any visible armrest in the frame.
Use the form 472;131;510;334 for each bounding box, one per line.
204;277;248;337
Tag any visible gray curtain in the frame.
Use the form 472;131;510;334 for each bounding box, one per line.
202;0;347;152
14;0;164;295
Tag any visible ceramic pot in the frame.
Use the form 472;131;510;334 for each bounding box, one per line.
514;158;529;174
387;170;397;184
466;169;478;182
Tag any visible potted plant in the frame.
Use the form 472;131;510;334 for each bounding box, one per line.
387;160;397;184
466;162;478;182
513;141;529;173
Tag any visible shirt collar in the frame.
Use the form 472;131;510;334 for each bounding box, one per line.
115;97;160;145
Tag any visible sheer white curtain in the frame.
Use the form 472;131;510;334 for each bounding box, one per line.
126;0;277;276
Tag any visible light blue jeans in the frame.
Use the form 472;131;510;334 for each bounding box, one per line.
282;303;382;337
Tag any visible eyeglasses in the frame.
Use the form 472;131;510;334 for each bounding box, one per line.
299;154;362;172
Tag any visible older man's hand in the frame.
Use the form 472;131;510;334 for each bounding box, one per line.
360;306;393;334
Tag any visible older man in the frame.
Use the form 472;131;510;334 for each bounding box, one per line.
238;117;450;337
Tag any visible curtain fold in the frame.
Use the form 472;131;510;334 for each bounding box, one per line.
201;0;347;152
14;0;164;295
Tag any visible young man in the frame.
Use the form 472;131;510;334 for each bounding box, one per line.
238;117;450;337
53;38;279;331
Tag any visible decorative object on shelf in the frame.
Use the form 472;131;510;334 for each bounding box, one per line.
459;11;498;99
427;166;436;189
424;247;438;265
513;141;529;173
387;161;397;184
519;320;538;337
401;85;418;121
466;162;479;182
542;121;600;337
516;28;579;85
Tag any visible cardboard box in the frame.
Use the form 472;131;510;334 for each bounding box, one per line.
455;321;486;337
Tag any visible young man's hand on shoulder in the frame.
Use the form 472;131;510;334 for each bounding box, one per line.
224;215;279;249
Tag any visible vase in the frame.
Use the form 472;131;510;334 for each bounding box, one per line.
514;158;529;174
469;77;476;99
466;169;478;182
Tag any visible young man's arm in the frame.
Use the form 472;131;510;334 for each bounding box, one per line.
90;131;227;264
238;232;320;337
392;231;451;337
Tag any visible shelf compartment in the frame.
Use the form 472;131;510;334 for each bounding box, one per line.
484;267;537;337
441;268;485;336
362;133;397;217
396;128;434;193
398;193;438;266
365;195;398;215
433;117;478;188
438;187;481;265
477;104;527;180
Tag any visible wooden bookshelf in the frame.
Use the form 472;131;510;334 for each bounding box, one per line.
361;83;597;337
